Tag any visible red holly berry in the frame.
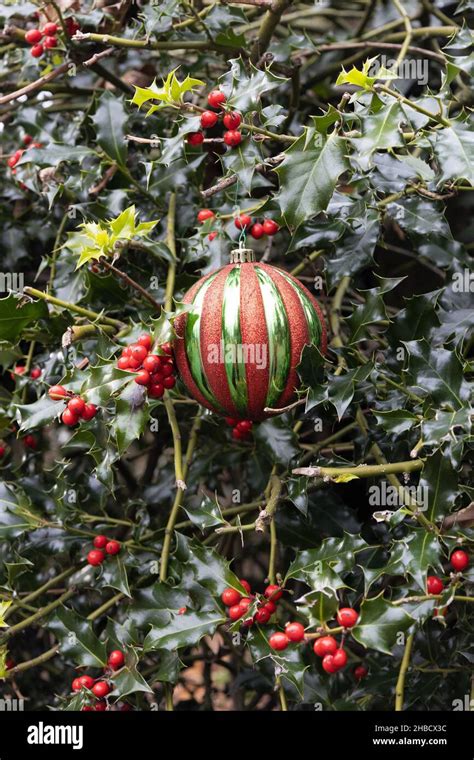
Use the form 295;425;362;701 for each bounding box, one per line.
224;130;242;147
94;701;107;711
30;367;41;379
143;355;161;374
250;223;265;239
237;420;252;432
67;397;86;416
223;111;242;130
208;231;218;241
239;597;252;610
5;658;14;670
200;110;218;129
269;632;289;651
262;219;279;236
127;357;142;370
354;665;368;680
162;376;175;390
92;681;111;699
197;209;215;223
255;607;271;624
25;29;42;44
240;579;251;594
43;35;57;49
161;364;174;378
207;89;226;108
336;607;359;628
148;383;164;398
178;607;187;615
234;214;252;230
78;675;94;690
228;604;244;621
232;427;244;440
23;434;37;449
108;650;125;670
105;540;121;556
130;344;148;364
13;364;26;376
264;600;276;614
117;357;129;370
225;417;239;426
0;446;5;458
93;535;108;549
81;404;98;421
426;575;444;595
135;369;151;386
87;549;105;567
221;588;241;607
161;342;173;355
42;22;58;35
451;550;469;571
81;706;94;711
30;43;44;57
285;622;305;642
72;677;82;692
313;635;337;657
322;654;338;674
264;584;283;601
187;131;204;146
137;334;152;350
23;134;33;145
333;648;347;669
48;384;68;400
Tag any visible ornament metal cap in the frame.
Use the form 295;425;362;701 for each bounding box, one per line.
230;247;255;264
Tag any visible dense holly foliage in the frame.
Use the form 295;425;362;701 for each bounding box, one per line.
0;0;473;713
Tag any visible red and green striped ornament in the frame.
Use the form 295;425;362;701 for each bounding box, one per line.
174;248;327;421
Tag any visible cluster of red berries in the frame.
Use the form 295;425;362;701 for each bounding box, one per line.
268;606;359;676
234;214;279;239
47;385;97;427
87;535;121;567
197;209;279;243
224;417;253;441
187;89;242;148
24;17;79;58
221;581;283;626
6;134;41;174
73;649;124;711
116;334;176;399
11;363;41;379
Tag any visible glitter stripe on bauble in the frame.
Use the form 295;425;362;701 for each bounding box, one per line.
174;250;327;421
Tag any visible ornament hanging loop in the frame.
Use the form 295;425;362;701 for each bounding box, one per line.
230;247;255;264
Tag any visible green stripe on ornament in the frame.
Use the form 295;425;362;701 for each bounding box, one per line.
280;273;323;347
185;271;226;412
221;267;248;416
254;266;290;408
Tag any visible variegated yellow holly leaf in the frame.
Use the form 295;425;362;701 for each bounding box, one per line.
66;206;159;269
336;57;398;90
0;600;12;627
131;68;204;115
332;474;360;483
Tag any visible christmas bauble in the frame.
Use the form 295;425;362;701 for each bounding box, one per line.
174;250;326;421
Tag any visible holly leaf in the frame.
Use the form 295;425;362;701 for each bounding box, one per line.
352;595;414;654
92;90;128;166
276;130;349;228
48;606;108;667
0;295;48;342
